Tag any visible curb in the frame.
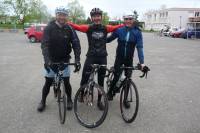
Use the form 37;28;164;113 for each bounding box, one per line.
0;29;23;33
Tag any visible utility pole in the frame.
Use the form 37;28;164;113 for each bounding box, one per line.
179;16;182;29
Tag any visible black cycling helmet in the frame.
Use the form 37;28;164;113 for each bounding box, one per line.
90;8;103;17
55;6;69;16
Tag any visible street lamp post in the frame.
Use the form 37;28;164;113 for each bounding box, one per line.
179;16;182;29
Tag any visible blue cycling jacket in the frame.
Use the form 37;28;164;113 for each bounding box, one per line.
107;26;144;64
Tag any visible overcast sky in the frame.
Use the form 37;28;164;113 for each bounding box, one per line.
42;0;200;20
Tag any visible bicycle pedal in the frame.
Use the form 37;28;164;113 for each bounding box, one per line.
86;102;93;106
89;103;93;106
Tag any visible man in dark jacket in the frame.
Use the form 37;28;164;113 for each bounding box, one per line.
37;7;81;112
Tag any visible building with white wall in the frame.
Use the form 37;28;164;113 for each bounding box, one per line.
143;8;200;31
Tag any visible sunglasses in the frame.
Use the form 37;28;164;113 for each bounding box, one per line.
124;18;133;20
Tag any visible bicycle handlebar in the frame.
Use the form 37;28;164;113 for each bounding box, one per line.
85;64;107;75
88;64;150;79
50;62;76;66
105;65;150;79
120;66;140;70
46;62;77;74
91;64;107;68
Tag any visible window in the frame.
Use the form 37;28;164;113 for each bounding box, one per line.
166;12;168;17
195;12;200;17
148;15;152;19
36;26;42;31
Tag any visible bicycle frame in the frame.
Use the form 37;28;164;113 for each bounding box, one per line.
53;69;64;89
104;64;149;123
84;64;107;106
52;62;76;87
105;65;142;92
51;62;76;97
50;62;76;124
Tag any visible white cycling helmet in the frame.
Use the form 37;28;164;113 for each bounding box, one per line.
123;14;134;19
55;6;69;16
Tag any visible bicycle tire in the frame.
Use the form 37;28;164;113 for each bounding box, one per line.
120;79;139;123
57;81;66;124
74;83;108;128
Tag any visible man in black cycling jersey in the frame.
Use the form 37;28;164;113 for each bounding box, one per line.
37;7;81;112
68;8;123;110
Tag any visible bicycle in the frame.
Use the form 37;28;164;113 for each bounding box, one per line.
105;64;150;123
50;62;76;124
74;64;108;128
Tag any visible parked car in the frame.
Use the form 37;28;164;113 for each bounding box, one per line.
170;28;185;38
181;29;200;39
26;24;46;43
23;23;35;34
24;27;30;34
162;27;178;37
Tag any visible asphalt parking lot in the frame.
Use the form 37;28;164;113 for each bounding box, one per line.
0;32;200;133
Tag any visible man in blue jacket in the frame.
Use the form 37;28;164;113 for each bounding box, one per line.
106;14;145;103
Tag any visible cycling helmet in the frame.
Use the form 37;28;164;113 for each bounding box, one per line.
55;6;69;16
90;8;103;17
123;15;134;19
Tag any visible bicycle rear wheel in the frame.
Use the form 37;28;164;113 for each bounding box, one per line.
120;79;139;123
57;81;66;124
74;83;108;128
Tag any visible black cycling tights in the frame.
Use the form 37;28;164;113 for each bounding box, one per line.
41;77;72;103
81;57;107;86
80;57;107;101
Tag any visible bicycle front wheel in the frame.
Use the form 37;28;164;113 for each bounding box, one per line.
74;83;108;128
120;79;139;123
57;81;66;124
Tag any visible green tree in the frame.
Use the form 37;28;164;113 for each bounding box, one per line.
132;10;139;22
131;10;144;28
2;0;51;24
4;0;29;19
0;0;8;23
67;0;85;23
25;0;51;23
102;12;109;25
86;17;92;24
0;0;6;15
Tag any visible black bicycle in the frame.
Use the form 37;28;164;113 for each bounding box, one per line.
74;64;108;128
51;62;76;124
105;64;150;123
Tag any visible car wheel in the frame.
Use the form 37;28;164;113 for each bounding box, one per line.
30;36;36;43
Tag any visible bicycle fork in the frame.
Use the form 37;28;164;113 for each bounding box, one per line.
84;83;94;106
123;81;133;103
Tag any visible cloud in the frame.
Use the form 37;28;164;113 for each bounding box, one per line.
42;0;200;20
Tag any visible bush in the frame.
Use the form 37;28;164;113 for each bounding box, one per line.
150;28;154;32
0;24;23;29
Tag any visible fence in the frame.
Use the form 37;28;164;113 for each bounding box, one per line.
186;31;200;39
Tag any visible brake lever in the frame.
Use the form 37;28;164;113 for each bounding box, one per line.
139;73;145;78
139;66;150;79
139;71;148;79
